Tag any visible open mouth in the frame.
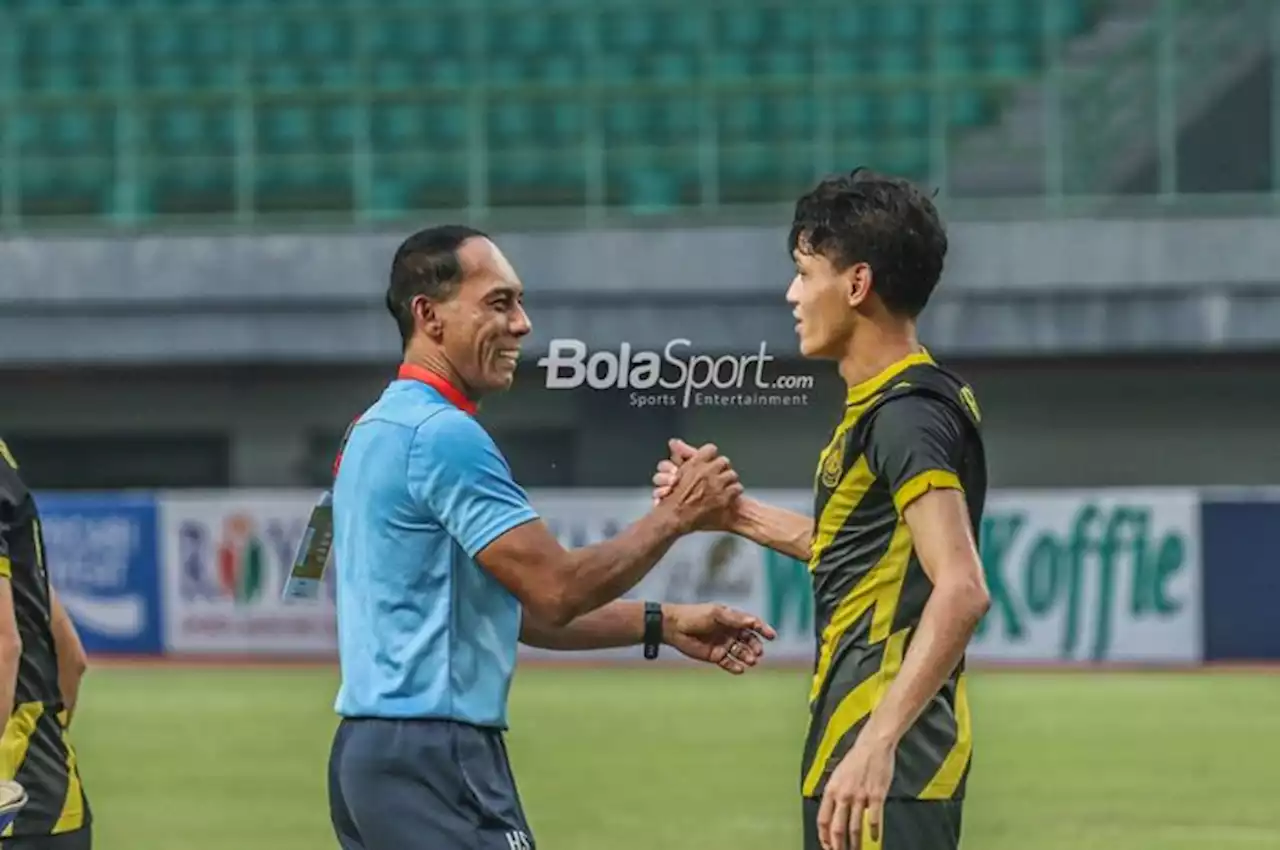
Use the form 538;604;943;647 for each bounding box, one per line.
496;350;520;367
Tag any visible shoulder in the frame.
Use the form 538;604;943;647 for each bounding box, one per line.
0;441;27;507
412;407;496;454
866;391;965;442
405;409;509;484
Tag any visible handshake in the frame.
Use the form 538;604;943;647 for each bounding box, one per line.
648;438;745;535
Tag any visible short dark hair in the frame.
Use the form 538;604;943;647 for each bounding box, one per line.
386;225;490;346
788;168;947;318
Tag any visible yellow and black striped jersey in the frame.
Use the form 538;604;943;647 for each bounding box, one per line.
801;351;986;802
0;439;91;837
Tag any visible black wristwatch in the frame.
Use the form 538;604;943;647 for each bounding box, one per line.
643;601;664;660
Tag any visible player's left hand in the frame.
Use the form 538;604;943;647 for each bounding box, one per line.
817;730;896;850
662;603;776;674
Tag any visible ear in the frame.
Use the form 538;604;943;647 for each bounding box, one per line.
845;262;874;309
411;294;445;342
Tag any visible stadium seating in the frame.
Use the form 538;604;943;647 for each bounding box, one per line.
2;0;1098;223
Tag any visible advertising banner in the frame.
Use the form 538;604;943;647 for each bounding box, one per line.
36;492;163;655
520;488;1204;665
153;487;1202;663
973;489;1202;663
159;492;335;655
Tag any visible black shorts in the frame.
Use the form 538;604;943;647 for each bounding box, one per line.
1;828;92;850
329;716;535;850
803;797;962;850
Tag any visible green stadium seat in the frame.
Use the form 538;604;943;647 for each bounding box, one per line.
824;50;867;79
879;141;930;181
371;60;413;90
829;5;872;42
604;10;659;52
370;179;407;216
986;0;1033;37
393;160;469;212
255;160;352;215
765;96;817;142
597;56;638;85
938;44;976;74
489;102;534;150
150;105;235;156
949;91;989;126
638;53;695;85
718;96;764;142
18;162;114;219
668;10;708;48
830;94;877;135
882;46;925;76
719;143;813;205
0;0;1102;223
490;155;587;208
712;52;751;81
718;9;766;47
883;4;926;42
938;3;975;39
990;41;1032;74
775;9;814;48
889;91;930;133
762;50;810;81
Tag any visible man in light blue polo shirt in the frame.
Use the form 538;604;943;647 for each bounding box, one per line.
325;226;775;850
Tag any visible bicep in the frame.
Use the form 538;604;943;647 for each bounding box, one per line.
473;518;569;614
0;576;18;650
902;488;984;589
49;591;85;663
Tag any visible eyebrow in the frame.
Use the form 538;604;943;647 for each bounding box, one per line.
486;283;522;298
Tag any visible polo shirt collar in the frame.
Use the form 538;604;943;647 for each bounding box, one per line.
398;363;479;415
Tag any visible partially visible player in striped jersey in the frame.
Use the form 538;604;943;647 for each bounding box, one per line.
0;439;91;850
653;169;991;850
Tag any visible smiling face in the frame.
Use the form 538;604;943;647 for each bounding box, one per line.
429;237;530;395
785;241;871;360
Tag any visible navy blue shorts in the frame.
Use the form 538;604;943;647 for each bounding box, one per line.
328;717;535;850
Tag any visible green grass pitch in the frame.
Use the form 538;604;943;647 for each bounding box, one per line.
66;664;1280;849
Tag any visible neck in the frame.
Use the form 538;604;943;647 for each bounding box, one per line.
836;318;921;391
401;345;478;402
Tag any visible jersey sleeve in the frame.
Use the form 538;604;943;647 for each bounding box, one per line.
407;411;540;558
864;394;968;516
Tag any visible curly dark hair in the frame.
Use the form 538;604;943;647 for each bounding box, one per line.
788;168;947;318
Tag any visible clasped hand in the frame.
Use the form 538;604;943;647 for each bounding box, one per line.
649;438;774;675
650;438;742;532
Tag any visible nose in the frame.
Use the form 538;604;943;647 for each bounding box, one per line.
510;302;532;337
785;274;802;305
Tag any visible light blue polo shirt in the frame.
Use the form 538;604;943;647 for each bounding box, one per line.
331;374;538;728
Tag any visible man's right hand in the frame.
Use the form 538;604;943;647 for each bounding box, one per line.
656;442;742;533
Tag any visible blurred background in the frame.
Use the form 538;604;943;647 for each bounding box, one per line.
2;0;1279;848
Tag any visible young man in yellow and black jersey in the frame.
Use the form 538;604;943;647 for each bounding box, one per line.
653;169;991;850
0;439;91;850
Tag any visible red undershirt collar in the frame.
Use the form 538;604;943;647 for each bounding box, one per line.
397;363;479;416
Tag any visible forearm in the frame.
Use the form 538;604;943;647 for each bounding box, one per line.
521;600;649;650
863;579;989;746
555;509;683;623
50;593;87;726
57;659;84;726
731;497;813;562
0;644;19;740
